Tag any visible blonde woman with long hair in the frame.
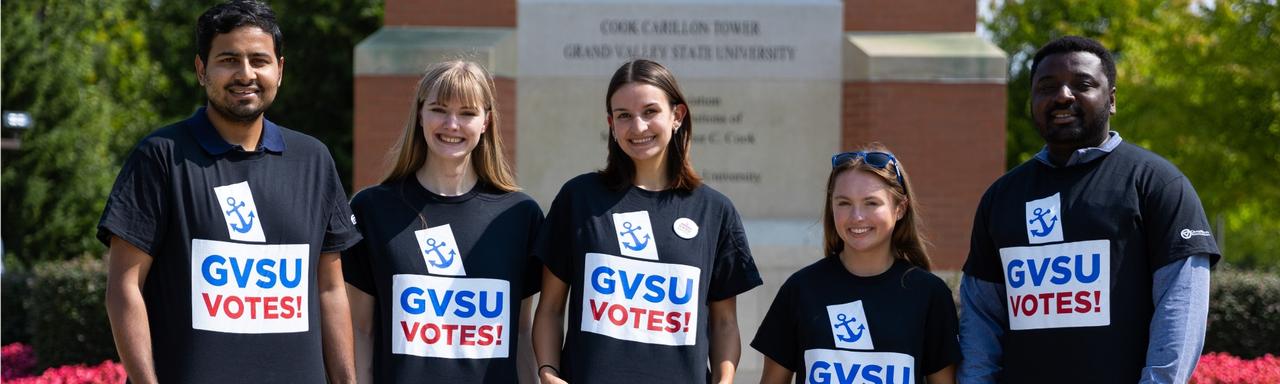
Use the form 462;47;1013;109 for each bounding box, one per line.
343;61;543;383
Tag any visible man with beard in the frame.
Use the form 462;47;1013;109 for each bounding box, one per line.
957;36;1219;383
99;1;360;383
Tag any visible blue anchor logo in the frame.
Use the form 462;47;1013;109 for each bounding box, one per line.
833;313;866;343
1028;207;1059;237
224;197;255;234
423;238;456;268
618;221;650;251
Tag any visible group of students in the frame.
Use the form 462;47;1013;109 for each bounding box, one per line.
99;1;1220;384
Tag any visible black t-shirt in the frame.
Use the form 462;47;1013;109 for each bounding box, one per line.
536;173;763;383
96;108;362;384
963;142;1220;383
342;177;544;383
752;258;960;384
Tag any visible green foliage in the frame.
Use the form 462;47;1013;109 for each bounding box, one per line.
27;256;115;369
1;0;168;263
2;260;33;344
985;0;1280;269
1205;268;1280;358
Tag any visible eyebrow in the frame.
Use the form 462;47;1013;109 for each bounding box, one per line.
214;50;274;59
612;102;661;113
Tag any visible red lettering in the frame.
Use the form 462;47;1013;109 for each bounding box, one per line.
1037;293;1055;315
628;307;647;328
442;324;460;344
1074;291;1092;313
421;323;441;344
244;296;262;319
1093;290;1102;312
646;310;663;331
1055;291;1072;314
263;296;279;319
608;304;628;326
460;325;477;346
225;296;244;319
495;325;503;345
203;293;222;317
665;311;681;332
400;321;420;342
589;299;608;321
476;325;494;346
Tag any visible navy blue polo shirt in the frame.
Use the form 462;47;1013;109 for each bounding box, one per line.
98;107;362;384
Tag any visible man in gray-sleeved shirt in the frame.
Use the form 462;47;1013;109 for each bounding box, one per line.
958;36;1219;384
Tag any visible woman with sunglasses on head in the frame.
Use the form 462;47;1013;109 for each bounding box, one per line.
343;61;544;384
532;59;763;384
751;144;960;384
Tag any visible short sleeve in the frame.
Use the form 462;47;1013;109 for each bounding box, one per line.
341;194;375;295
320;156;361;253
921;278;962;375
97;142;169;255
1142;176;1221;270
534;187;575;283
522;201;546;298
707;204;763;302
750;278;799;372
962;189;1003;283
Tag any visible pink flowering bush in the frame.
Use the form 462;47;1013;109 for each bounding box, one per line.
1192;352;1280;384
2;343;37;380
2;343;124;384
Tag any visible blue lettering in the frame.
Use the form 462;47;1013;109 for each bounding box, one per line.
230;257;254;288
479;291;504;318
1076;253;1102;283
619;270;643;299
201;255;228;286
255;259;277;288
1007;259;1025;288
280;258;302;288
429;289;453;317
643;275;664;303
835;363;861;384
400;287;426;315
863;364;883;384
670;277;694;305
1049;255;1072;285
809;361;831;384
591;266;615;294
1026;258;1051;287
454;290;477;317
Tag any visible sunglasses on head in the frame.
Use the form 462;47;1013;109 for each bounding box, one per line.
830;151;907;191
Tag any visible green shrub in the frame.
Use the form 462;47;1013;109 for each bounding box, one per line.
2;261;32;344
27;256;116;369
1205;268;1280;358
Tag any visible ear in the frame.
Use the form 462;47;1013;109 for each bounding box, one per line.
606;113;614;130
194;55;206;85
277;56;285;87
895;198;909;221
1108;86;1116;115
672;103;688;125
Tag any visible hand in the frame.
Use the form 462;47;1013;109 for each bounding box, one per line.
539;367;568;384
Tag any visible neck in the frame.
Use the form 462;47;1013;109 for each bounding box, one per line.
1046;129;1111;167
205;106;263;150
632;156;669;191
838;246;895;277
417;155;477;196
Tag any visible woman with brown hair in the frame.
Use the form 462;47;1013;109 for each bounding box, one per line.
343;60;543;383
751;144;960;384
532;59;763;383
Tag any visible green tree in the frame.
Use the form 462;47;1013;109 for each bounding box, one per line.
985;0;1280;269
2;0;169;263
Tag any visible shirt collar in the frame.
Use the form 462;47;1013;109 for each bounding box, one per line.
1034;131;1123;168
188;107;286;155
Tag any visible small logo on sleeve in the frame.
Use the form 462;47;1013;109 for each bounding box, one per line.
1180;229;1212;240
1025;193;1064;244
612;211;659;260
415;224;466;277
213;181;265;242
826;300;874;350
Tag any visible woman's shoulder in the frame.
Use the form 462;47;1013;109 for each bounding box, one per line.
898;263;953;294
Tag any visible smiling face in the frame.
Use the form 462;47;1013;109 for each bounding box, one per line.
607;83;687;170
1030;51;1115;153
830;169;906;259
420;93;487;163
195;26;282;123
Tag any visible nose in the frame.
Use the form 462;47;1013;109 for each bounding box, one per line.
1053;84;1075;104
232;59;257;83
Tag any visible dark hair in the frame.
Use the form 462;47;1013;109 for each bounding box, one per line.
196;0;284;63
1030;36;1116;88
600;59;701;191
822;143;932;271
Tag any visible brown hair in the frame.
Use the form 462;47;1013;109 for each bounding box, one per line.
599;59;701;192
382;61;518;192
821;143;932;271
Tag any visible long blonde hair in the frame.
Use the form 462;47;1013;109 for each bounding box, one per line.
821;143;932;271
382;61;518;192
